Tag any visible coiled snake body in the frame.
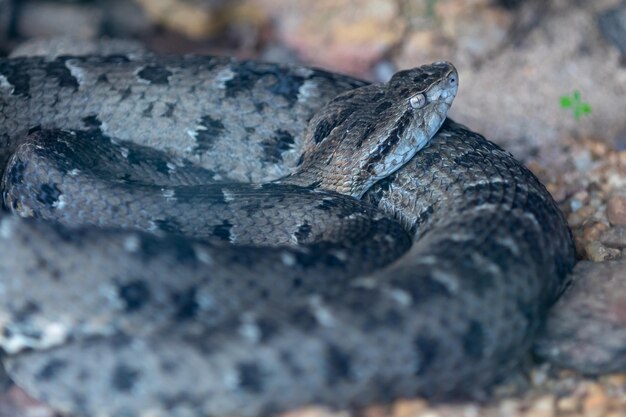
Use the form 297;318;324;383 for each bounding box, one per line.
0;56;575;417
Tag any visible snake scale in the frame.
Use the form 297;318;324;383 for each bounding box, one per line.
0;55;575;417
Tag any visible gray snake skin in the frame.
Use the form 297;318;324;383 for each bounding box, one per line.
0;55;575;417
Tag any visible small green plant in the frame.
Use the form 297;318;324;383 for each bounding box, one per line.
560;90;592;120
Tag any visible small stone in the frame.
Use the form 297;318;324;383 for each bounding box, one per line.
524;395;555;417
582;382;608;417
601;373;626;387
601;226;626;249
556;395;579;413
582;221;609;241
498;398;521;416
572;149;593;172
280;406;348;417
391;399;428;417
584;240;621;262
361;404;387;417
568;205;595;227
607;195;626;225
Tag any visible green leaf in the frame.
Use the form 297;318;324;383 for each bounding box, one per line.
573;90;581;101
560;96;572;108
580;102;592;115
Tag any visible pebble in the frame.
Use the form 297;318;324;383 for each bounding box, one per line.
391;399;428;417
582;382;609;417
583;240;621;262
600;226;626;249
607;194;626;225
525;395;555;417
555;395;578;413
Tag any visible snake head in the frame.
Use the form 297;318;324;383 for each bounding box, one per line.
352;61;458;195
296;61;458;198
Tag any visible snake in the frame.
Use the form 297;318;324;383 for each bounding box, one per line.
0;55;576;417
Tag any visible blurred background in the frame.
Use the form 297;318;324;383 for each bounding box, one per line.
0;1;626;416
0;0;623;163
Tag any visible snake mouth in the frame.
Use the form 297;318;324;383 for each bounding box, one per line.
425;65;459;105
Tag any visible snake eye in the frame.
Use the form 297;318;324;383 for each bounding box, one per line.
409;93;426;109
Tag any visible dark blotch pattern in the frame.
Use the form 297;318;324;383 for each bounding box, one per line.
212;220;233;241
13;301;40;322
462;321;484;359
364;110;412;174
289;307;318;331
162;102;176;118
375;101;392;113
82;115;102;129
313;107;355;144
137;65;173;85
111;363;140;392
154;218;183;234
237;362;264;393
316;199;340;211
171;287;199;320
225;61;305;104
7;158;25;185
0;59;32;96
142;103;153;117
36;183;62;207
37;358;67;381
414;335;438;376
125;148;143;166
118;280;151;312
194;115;225;153
261;130;295;163
120;87;132;101
354;123;377;149
44;58;79;90
294;222;312;243
255;318;278;342
325;344;352;384
312;120;333;144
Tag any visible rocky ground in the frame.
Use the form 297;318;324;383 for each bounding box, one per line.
0;0;625;416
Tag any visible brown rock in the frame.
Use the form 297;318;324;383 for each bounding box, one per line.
524;394;556;417
567;205;595;228
135;0;264;39
582;221;609;241
582;382;609;417
391;399;428;417
583;240;621;262
259;0;404;76
607;194;626;225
